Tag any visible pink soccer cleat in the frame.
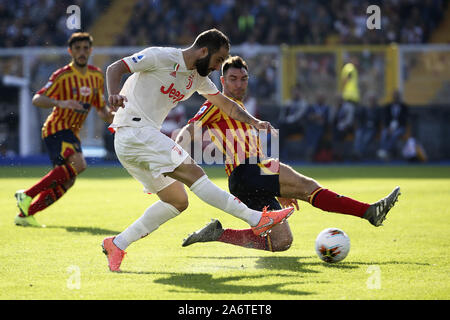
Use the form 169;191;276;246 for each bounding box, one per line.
251;206;294;237
102;236;126;272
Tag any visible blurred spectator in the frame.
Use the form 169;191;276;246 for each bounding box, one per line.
402;136;427;163
0;105;19;157
340;55;360;110
304;92;329;161
161;104;187;140
278;85;309;151
240;34;262;59
334;97;356;140
252;54;277;101
377;90;409;161
209;0;231;22
352;94;382;160
332;94;356;161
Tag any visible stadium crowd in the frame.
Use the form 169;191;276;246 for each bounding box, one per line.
0;0;445;48
0;0;109;47
117;0;445;47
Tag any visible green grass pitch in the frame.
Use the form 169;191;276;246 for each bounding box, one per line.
0;164;449;300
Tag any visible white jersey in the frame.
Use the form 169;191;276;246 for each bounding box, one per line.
110;47;219;130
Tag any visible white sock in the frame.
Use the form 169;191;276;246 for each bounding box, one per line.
113;200;180;250
189;175;261;226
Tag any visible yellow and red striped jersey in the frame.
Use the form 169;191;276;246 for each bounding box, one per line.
189;97;275;176
37;62;106;139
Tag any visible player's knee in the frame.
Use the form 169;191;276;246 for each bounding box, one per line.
73;161;87;174
63;177;76;189
305;178;321;196
177;199;189;213
271;234;293;252
170;196;189;213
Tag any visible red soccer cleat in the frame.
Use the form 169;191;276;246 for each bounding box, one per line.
251;206;294;237
102;236;126;272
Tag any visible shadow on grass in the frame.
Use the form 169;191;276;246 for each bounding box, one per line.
188;255;360;272
45;225;120;235
120;256;333;296
117;255;429;296
121;270;315;296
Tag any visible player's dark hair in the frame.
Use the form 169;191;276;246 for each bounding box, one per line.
222;56;248;75
68;32;93;48
193;28;230;55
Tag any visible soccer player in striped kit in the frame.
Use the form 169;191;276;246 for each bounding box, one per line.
14;32;114;227
178;56;401;252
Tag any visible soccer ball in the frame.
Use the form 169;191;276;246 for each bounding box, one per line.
315;228;350;263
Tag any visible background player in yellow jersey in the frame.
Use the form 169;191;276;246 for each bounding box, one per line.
14;32;114;227
340;56;360;106
178;56;400;252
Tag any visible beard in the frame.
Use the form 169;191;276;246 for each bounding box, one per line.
195;53;212;77
233;89;247;101
74;56;88;68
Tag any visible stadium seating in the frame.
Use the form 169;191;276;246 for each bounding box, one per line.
0;0;446;48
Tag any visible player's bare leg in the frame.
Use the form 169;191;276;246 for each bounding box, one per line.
157;180;189;213
66;151;87;176
264;221;293;251
167;158;294;236
278;163;400;226
279;163;320;201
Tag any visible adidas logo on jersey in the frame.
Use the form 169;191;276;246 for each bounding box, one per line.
160;83;185;103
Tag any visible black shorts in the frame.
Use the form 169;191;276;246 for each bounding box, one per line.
228;161;281;212
43;129;82;166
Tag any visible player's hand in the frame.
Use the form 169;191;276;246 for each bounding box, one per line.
108;94;128;110
277;197;299;211
57;100;84;111
253;120;278;136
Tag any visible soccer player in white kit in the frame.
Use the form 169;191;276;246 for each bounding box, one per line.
102;29;294;272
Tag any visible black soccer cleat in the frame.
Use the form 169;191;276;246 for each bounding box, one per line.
363;186;401;227
182;219;224;247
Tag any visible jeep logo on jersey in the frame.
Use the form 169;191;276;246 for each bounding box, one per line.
80;86;91;96
160;83;185;103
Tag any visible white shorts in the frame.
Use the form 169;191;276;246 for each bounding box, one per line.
114;126;189;194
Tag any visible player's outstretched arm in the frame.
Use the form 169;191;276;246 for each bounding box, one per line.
106;60;130;110
205;92;275;132
32;94;83;111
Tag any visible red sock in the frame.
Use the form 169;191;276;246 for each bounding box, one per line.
25;164;76;199
309;187;370;217
27;185;67;216
218;229;268;251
